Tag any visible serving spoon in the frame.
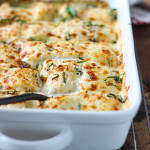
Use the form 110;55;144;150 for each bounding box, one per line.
0;93;49;105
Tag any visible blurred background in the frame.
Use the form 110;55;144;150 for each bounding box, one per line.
123;0;150;150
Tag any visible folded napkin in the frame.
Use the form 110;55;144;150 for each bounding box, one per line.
130;0;150;24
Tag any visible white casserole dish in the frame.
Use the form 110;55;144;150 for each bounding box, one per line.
0;0;141;150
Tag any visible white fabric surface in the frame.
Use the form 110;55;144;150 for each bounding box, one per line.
129;0;150;24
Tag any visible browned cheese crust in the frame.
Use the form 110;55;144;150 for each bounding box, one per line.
0;1;129;111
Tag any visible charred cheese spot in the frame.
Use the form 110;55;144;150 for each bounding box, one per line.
103;70;109;74
89;84;98;91
87;71;98;81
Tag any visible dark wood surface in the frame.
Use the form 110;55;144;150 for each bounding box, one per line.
123;25;150;150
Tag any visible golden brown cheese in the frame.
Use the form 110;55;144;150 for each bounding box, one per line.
0;68;42;93
44;92;129;111
80;61;123;94
0;42;20;65
0;23;21;43
0;2;56;22
20;41;51;68
53;19;118;45
0;1;129;111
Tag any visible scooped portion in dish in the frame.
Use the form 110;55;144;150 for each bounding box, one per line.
0;1;129;111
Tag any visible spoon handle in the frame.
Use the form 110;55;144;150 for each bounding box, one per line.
0;93;49;105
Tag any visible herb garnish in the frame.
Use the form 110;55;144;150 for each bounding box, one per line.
112;41;117;44
29;37;35;41
9;65;16;68
0;15;17;25
99;24;105;27
52;74;59;80
87;20;93;26
29;37;45;42
15;19;28;24
104;73;125;83
86;90;88;93
79;55;83;60
55;14;69;23
0;15;27;25
110;9;118;20
87;20;105;27
36;64;39;69
86;3;97;8
77;60;87;63
46;41;53;45
107;93;128;103
48;48;54;51
4;76;9;79
65;32;70;40
90;33;97;42
35;73;37;78
75;67;83;76
62;72;66;83
0;85;2;90
0;90;17;95
66;6;77;18
41;77;44;82
0;41;7;44
17;47;21;50
78;103;81;110
18;61;31;68
106;82;117;87
108;58;110;67
48;63;54;70
61;17;70;22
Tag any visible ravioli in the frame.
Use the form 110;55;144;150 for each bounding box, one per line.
20;41;51;68
0;68;42;93
41;60;81;95
0;1;129;111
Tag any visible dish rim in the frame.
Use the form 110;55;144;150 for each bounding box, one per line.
0;0;142;122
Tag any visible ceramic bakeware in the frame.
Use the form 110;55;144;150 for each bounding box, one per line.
0;0;141;150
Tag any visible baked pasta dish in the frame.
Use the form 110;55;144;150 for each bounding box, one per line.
0;0;129;111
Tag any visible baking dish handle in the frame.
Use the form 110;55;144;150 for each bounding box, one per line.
0;125;72;150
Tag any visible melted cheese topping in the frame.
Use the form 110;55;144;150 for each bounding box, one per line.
0;68;42;92
0;1;129;111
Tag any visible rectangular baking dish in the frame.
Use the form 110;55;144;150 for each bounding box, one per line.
0;0;141;150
